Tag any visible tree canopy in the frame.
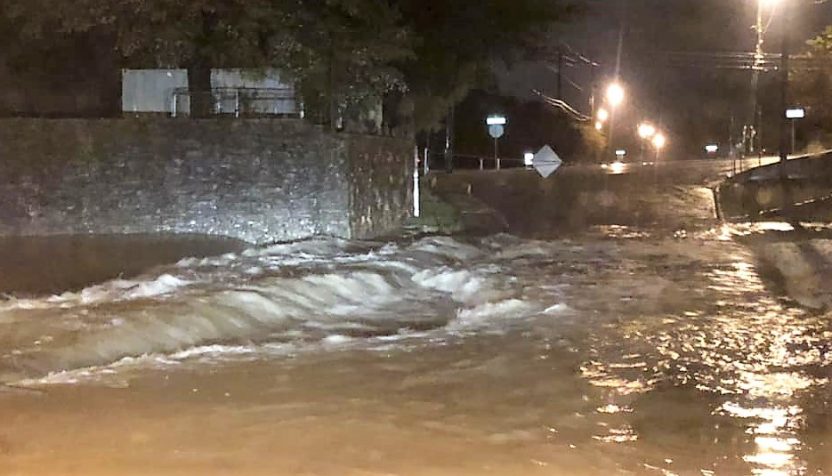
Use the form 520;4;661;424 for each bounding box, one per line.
792;26;832;144
2;0;574;128
2;0;412;119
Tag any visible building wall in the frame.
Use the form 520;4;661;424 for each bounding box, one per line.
0;118;413;244
121;69;299;116
121;69;189;114
347;136;414;238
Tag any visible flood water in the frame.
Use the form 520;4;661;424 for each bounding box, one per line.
0;224;830;475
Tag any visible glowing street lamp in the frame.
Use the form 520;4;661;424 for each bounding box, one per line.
606;83;625;108
595;121;603;131
597;108;610;122
637;123;656;139
652;133;667;151
603;84;625;155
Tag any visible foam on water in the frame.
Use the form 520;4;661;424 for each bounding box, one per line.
0;274;191;312
0;236;543;384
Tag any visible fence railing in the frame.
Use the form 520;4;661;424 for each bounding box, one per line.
170;87;303;118
420;151;527;174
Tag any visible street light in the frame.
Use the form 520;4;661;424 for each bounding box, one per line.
606;83;625;108
595;121;603;131
637;122;656;139
597;108;610;122
652;133;667;151
604;83;625;156
637;122;657;161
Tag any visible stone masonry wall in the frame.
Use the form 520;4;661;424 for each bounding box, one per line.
0;118;413;244
346;136;413;238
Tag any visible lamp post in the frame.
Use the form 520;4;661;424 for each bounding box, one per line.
775;0;796;221
777;1;791;170
748;0;781;156
604;83;625;156
637;122;656;161
652;133;667;160
650;132;666;185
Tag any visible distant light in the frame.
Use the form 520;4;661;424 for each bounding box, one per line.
595;121;603;131
615;149;627;157
486;115;507;125
786;107;805;119
652;133;667;150
597;108;610;122
705;144;719;153
524;152;534;166
610;161;626;174
761;0;781;9
606;83;625;108
638;122;656;139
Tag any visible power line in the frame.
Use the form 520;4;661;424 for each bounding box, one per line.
633;50;832;72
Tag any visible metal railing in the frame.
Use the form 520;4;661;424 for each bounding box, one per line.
420;151;527;174
170;87;303;118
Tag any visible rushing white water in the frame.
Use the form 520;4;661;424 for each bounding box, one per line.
0;236;560;383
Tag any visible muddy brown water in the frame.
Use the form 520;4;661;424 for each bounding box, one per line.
0;224;829;475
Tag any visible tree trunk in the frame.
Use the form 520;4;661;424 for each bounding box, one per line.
187;62;213;118
188;10;217;118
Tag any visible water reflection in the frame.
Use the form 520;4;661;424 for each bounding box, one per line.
578;235;829;474
722;402;804;475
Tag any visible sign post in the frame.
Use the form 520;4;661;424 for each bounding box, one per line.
486;115;507;170
786;107;805;156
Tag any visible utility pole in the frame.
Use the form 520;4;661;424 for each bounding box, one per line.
778;3;794;219
607;20;625;156
778;6;791;170
589;64;597;119
444;105;455;174
748;0;766;156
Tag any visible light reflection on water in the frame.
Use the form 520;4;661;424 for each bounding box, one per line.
578;227;830;475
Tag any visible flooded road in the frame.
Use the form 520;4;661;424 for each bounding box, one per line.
0;226;830;475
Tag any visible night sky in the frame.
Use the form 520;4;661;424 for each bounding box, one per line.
498;0;832;155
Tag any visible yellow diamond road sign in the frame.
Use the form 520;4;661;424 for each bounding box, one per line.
532;145;563;178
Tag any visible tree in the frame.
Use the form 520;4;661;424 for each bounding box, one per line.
792;26;832;145
392;0;576;130
1;0;574;128
2;0;411;119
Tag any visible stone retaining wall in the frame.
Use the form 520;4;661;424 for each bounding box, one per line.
0;118;413;244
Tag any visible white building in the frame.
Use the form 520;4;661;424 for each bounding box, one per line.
121;68;300;117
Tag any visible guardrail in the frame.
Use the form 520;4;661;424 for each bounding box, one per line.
171;87;303;118
421;151;527;174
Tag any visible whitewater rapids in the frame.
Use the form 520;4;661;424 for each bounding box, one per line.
0;236;562;384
